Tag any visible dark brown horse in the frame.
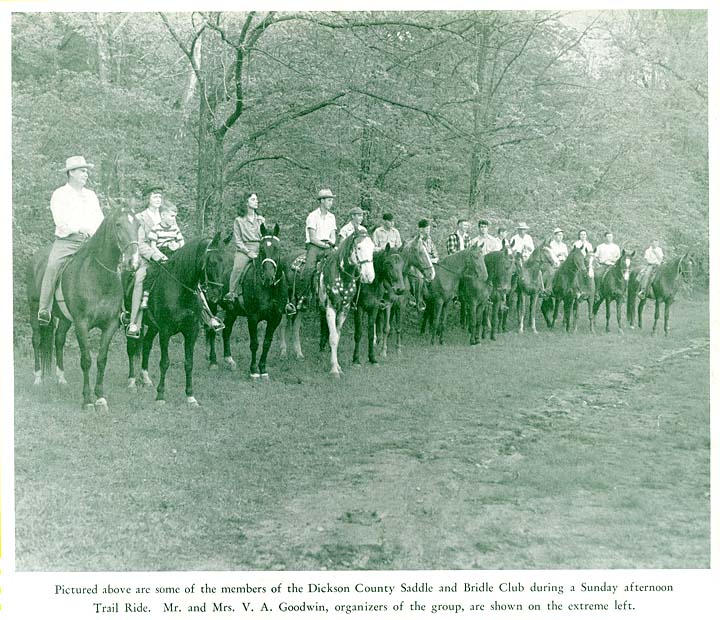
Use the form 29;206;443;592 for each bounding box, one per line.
626;253;694;336
592;250;635;333
205;224;287;379
514;242;556;334
458;244;491;345
481;242;515;340
127;235;226;405
352;244;405;365
545;246;589;333
424;245;486;345
27;205;140;410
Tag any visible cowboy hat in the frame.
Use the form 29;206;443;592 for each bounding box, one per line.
552;227;563;234
62;156;94;172
516;222;529;230
317;188;336;200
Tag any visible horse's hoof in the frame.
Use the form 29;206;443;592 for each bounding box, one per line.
209;363;219;370
353;359;361;366
261;373;270;381
83;403;95;412
33;375;42;386
224;357;237;370
57;377;68;386
127;378;137;391
250;373;260;381
279;351;288;360
156;399;166;406
330;371;341;380
370;359;379;365
141;371;153;387
187;397;200;408
95;398;109;414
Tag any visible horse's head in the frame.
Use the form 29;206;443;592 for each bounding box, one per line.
407;235;435;282
491;244;515;293
202;232;229;304
567;246;588;275
110;204;140;272
258;223;282;286
679;252;695;282
348;232;375;284
465;244;488;281
619;249;635;282
377;243;405;295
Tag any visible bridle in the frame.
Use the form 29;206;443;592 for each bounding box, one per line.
256;235;282;287
94;211;140;274
342;234;373;278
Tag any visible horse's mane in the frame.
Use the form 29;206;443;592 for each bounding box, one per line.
71;209;115;262
164;237;210;284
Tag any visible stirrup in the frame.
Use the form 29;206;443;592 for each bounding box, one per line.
223;292;235;302
209;317;225;333
285;302;297;316
417;301;426;312
126;324;141;340
37;310;52;325
120;310;131;326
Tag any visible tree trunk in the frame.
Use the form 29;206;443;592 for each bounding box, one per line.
468;17;491;213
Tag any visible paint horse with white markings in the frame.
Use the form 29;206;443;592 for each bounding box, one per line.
318;231;375;376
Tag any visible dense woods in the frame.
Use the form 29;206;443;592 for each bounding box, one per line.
12;10;708;312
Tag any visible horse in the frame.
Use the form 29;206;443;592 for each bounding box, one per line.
458;244;491;345
513;242;556;334
317;231;375;376
544;245;589;333
592;250;635;333
423;245;486;345
483;242;516;338
206;224;287;378
404;235;437;313
352;244;405;365
626;253;694;336
26;205;140;410
127;235;226;405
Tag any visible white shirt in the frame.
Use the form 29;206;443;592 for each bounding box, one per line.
509;233;534;260
548;240;569;265
469;234;501;255
595;242;621;265
305;208;336;244
50;183;103;238
573;239;594;253
338;221;367;240
372;226;402;250
644;246;664;265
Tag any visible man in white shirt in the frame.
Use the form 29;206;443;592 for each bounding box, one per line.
509;222;534;261
372;213;402;251
469;219;499;255
548;227;569;266
38;156;104;325
338;206;368;240
595;232;621;266
304;188;338;272
638;239;664;299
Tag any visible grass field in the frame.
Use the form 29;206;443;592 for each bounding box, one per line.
13;296;709;571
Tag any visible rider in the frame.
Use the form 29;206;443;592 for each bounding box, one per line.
573;229;594;254
338;206;367;240
411;219;438;311
224;191;266;305
371;212;402;251
127;187;222;338
548;227;569;267
637;238;664;299
593;231;622;282
468;219;499;254
509;222;534;261
37;156;104;325
446;219;470;255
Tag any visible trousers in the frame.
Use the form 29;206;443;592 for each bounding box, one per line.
39;237;84;314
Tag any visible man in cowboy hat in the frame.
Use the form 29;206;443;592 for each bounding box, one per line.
304;188;338;272
338;206;368;240
37;156;104;325
548;227;569;266
509;221;535;261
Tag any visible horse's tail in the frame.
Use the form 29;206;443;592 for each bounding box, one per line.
39;320;55;379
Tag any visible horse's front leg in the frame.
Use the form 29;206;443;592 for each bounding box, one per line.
638;298;646;330
156;331;171;404
352;307;363;365
54;317;72;385
615;297;624;334
380;306;390;357
74;320;94;409
326;305;342;377
206;326;218;369
248;316;260;378
530;293;539;334
664;300;672;336
259;313;282;378
367;306;379;364
93;321;119;413
293;312;305;360
518;293;526;334
183;325;200;406
140;323;157;386
222;311;238;369
279;314;289;359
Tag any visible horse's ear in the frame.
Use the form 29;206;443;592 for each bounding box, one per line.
260;222;267;237
223;232;233;245
630;250;636;257
385;242;391;253
211;231;222;247
273;223;280;237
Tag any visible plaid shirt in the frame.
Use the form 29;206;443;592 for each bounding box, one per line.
446;231;470;255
